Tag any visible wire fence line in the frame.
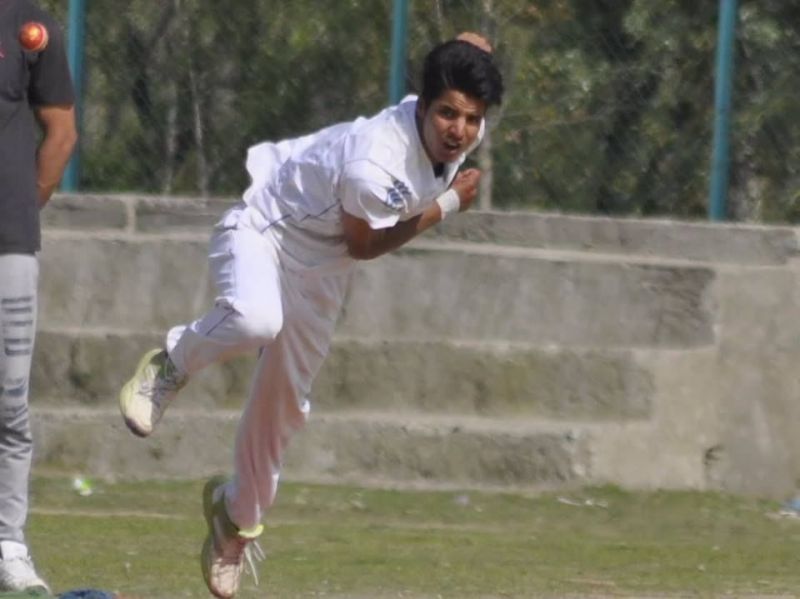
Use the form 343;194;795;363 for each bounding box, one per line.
38;0;800;222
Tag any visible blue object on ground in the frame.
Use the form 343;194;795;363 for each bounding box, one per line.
58;591;115;599
784;497;800;512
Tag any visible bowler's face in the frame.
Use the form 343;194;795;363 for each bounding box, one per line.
417;89;486;165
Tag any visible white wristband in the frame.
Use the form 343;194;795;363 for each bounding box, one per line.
435;189;461;220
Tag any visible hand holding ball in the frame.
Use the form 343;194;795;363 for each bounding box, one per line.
19;21;48;52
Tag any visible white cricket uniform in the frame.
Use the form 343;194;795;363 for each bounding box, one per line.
166;95;482;529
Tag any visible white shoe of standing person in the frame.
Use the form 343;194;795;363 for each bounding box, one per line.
0;541;50;593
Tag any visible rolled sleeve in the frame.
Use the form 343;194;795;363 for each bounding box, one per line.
340;160;409;230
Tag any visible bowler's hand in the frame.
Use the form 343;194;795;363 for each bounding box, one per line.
451;168;481;211
456;32;493;54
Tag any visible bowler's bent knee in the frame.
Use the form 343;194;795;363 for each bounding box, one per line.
230;303;283;346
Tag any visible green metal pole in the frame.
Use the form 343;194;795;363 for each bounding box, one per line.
388;0;409;104
708;0;739;221
62;0;86;192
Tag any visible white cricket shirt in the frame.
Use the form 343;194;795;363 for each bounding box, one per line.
238;95;483;274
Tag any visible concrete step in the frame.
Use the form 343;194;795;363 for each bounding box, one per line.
30;407;592;490
33;330;655;421
341;243;716;347
42;193;236;233
432;211;800;266
39;232;717;348
31;347;719;492
44;194;800;266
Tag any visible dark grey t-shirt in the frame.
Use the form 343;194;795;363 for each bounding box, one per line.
0;0;74;255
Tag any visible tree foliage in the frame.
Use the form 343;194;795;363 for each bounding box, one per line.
38;0;800;222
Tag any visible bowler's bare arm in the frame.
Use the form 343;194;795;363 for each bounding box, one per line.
342;168;480;260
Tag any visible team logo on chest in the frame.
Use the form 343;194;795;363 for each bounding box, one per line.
385;178;412;211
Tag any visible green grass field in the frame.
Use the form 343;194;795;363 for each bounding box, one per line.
21;476;800;598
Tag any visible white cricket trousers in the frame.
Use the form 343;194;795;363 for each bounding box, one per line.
0;254;38;545
166;206;349;530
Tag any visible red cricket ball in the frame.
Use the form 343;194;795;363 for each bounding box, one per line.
19;21;49;52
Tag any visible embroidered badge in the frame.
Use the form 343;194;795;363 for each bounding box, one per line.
384;178;411;211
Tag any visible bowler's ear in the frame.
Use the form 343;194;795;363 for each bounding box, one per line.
416;98;427;118
456;31;493;54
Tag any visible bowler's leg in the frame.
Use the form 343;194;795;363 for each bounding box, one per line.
199;266;350;598
167;221;284;376
121;210;285;437
225;270;350;530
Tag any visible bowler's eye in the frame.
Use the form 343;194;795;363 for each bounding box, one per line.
439;106;457;119
467;114;482;126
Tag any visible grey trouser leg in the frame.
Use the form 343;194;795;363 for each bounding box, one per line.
0;254;38;544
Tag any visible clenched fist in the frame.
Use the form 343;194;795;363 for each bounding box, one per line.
451;168;481;212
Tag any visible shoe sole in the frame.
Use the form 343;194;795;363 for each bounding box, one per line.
118;348;163;438
0;584;50;595
201;475;233;599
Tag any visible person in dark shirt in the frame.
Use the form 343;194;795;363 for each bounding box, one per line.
0;0;76;592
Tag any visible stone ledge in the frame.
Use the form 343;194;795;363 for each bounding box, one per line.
31;408;592;490
32;330;656;421
431;211;800;266
44;193;237;234
42;194;130;231
44;194;800;266
37;236;718;348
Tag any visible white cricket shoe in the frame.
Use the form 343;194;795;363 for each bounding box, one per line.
119;348;187;437
201;476;265;598
0;541;50;593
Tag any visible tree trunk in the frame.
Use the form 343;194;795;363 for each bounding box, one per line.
478;126;493;210
478;0;496;210
163;80;178;194
188;63;209;198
